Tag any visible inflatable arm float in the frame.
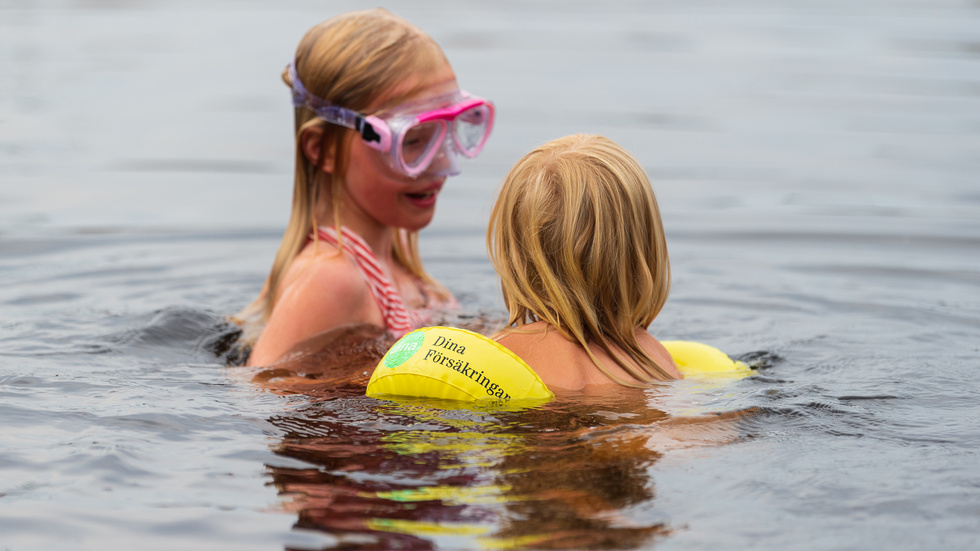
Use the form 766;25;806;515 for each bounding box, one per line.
366;326;752;404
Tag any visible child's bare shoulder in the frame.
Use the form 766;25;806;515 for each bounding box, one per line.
278;244;361;297
271;248;378;337
496;322;594;390
635;329;682;379
495;322;553;359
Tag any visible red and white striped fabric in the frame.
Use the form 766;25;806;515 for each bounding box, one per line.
312;226;430;337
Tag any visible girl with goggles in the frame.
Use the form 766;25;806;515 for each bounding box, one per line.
235;9;478;366
289;63;494;178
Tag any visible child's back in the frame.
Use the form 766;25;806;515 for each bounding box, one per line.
496;321;680;391
487;134;680;390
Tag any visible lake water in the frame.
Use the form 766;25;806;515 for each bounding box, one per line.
2;0;979;549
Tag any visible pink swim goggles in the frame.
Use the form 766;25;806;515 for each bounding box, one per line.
289;63;495;178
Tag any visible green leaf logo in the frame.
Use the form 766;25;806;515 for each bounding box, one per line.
384;330;425;368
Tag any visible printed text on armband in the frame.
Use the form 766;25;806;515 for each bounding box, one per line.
422;347;512;401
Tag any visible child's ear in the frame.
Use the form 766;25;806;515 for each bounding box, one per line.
300;126;336;173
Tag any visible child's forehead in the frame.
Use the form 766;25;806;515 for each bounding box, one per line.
369;61;458;114
377;90;465;118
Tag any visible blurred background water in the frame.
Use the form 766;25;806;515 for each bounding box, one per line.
1;0;979;549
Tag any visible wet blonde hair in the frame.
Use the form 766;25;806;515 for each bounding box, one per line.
487;134;673;385
235;9;451;345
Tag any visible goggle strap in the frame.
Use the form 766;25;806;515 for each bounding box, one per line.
290;62;370;136
310;105;357;129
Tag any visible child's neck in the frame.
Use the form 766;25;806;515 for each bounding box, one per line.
344;220;393;258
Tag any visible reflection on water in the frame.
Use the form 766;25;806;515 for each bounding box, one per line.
266;394;733;550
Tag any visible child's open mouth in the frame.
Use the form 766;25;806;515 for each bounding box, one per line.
404;188;439;207
405;190;436;200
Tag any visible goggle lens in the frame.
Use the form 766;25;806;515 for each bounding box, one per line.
453;104;493;155
402;121;446;169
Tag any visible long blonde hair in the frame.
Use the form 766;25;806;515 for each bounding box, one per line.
235;9;450;345
487;134;673;385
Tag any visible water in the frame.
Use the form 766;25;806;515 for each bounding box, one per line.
2;0;979;549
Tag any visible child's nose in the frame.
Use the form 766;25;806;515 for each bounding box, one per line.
422;140;461;178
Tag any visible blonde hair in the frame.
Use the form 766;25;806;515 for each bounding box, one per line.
235;9;451;345
487;134;672;385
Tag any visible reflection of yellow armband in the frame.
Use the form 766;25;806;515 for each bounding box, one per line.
661;340;754;379
366;326;554;403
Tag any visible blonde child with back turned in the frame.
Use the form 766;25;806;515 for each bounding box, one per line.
234;9;494;366
488;134;682;390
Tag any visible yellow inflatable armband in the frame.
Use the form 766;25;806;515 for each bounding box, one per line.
366;327;754;403
366;326;554;403
661;340;754;379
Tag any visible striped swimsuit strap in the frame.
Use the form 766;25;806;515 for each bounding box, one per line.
312;226;427;336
